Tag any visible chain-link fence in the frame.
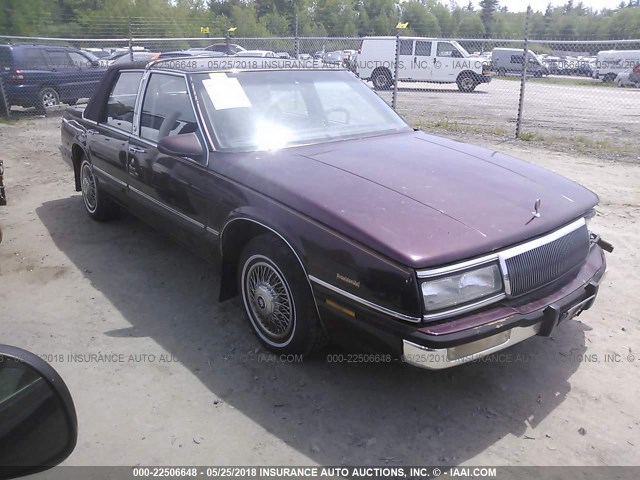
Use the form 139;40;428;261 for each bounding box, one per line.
1;18;639;159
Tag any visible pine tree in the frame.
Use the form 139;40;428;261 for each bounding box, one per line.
479;0;498;35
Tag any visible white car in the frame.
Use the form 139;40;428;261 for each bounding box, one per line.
615;70;639;87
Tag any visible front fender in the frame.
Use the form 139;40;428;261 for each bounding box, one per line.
218;205;422;320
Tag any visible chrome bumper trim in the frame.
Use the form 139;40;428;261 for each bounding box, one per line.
402;323;541;370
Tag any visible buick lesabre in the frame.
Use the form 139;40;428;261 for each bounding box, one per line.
59;58;612;369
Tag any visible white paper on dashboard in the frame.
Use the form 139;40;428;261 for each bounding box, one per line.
202;73;252;110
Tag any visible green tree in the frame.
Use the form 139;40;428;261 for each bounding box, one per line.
427;0;454;36
479;0;499;35
455;12;485;37
401;1;441;36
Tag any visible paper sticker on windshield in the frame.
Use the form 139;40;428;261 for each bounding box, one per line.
202;73;251;110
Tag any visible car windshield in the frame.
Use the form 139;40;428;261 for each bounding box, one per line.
192;70;410;152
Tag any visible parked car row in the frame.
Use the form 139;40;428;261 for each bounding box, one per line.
538;54;596;77
594;50;640;83
0;42;338;114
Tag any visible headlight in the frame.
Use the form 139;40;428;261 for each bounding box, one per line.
421;263;503;312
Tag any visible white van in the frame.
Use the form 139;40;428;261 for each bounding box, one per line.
595;50;640;82
491;48;548;77
356;36;492;92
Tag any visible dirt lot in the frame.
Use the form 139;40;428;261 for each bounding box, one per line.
378;78;640;161
0;114;639;468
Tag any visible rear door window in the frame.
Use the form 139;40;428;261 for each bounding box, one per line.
105;71;144;133
45;50;72;69
15;48;48;69
415;41;432;57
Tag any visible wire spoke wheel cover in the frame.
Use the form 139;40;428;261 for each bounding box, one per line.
81;162;97;213
242;256;296;346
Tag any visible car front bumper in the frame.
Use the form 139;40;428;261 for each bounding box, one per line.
314;244;607;370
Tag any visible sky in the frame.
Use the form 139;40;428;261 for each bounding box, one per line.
468;1;618;13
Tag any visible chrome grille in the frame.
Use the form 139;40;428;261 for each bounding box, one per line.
505;224;590;297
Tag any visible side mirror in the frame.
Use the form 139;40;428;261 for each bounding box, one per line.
157;132;204;159
0;345;77;480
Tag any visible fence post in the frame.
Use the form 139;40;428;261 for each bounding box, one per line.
0;75;10;120
128;17;134;62
294;14;299;58
515;6;531;139
392;29;400;111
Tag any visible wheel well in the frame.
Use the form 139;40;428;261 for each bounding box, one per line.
71;144;84;191
457;70;478;81
218;220;285;302
371;66;391;78
39;84;59;95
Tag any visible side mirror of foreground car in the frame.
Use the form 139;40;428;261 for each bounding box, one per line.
0;345;77;480
158;132;204;159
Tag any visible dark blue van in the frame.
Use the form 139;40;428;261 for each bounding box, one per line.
0;44;106;114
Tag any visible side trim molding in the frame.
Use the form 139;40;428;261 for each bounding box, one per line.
92;166;127;188
129;186;205;229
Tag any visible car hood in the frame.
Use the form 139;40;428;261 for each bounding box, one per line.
221;131;598;268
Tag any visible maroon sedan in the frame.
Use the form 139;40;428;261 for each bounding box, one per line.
60;59;611;369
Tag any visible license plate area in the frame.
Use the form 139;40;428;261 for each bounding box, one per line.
559;295;595;324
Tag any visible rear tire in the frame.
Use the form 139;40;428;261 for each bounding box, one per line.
35;87;59;115
79;158;119;221
602;73;616;83
371;68;392;91
238;234;326;356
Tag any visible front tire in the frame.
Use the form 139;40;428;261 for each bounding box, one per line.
79;158;119;221
457;72;477;92
239;234;326;355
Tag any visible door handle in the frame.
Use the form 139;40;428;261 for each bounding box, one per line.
129;145;146;154
86;129;99;135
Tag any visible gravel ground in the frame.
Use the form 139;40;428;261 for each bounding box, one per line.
0;114;639;468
